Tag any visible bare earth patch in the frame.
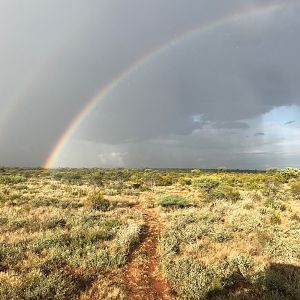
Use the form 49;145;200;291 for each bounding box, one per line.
123;205;172;300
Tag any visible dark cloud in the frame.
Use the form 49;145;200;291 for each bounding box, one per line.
80;3;300;146
0;0;299;168
0;0;257;166
254;132;265;136
284;120;296;125
213;122;250;130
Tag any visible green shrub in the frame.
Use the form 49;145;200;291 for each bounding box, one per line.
0;175;26;184
260;264;300;299
269;211;281;225
0;243;25;271
0;269;93;300
8;218;40;232
203;184;241;202
194;177;221;191
291;213;300;222
158;195;191;208
257;230;274;247
162;256;254;300
290;180;300;199
0;217;8;226
266;168;278;175
43;217;67;230
281;167;300;181
86;192;110;211
213;231;233;243
131;182;141;189
31;198;59;207
263;178;283;198
32;233;71;253
116;223;142;255
156;174;173;186
178;177;192;186
163;258;218;299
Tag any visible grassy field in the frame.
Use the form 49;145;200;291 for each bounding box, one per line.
0;167;299;299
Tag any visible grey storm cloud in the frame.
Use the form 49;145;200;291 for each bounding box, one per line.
80;3;300;145
0;0;258;166
0;0;299;168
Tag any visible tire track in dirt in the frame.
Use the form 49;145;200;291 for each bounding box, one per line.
123;205;171;300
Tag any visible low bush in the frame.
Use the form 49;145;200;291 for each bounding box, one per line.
203;185;241;202
0;269;93;300
269;210;281;225
258;263;300;300
0;175;26;184
86;192;110;211
162;256;254;300
43;217;67;230
281;167;300;181
290;180;300;199
193;177;222;191
31;198;59;207
158;195;191;208
178;177;192;186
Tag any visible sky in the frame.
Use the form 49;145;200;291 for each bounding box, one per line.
0;0;299;169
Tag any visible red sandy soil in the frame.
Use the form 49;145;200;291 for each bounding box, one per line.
123;206;172;300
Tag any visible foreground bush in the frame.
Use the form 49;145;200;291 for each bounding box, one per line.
162;256;254;300
0;269;93;300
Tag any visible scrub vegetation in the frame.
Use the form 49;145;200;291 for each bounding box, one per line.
0;167;299;299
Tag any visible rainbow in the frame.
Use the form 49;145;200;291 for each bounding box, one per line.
44;1;295;168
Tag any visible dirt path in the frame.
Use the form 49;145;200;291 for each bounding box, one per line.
123;206;172;300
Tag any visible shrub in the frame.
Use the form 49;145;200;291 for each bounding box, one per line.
213;231;233;243
32;232;71;253
194;177;221;191
163;258;218;299
291;213;300;222
31;198;59;207
266;168;278;175
86;192;110;211
131;182;141;189
162;256;254;300
290;180;300;199
158;195;191;208
0;269;93;300
263;177;283;198
157;175;173;186
260;263;300;299
281;167;300;181
269;210;281;225
203;184;241;202
84;248;126;269
43;217;67;230
0;175;26;184
178;177;192;186
116;223;142;255
0;243;25;271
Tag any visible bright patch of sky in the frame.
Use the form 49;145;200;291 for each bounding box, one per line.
263;105;300;126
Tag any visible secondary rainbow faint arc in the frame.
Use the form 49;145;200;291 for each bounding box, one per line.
44;2;292;168
0;19;89;138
